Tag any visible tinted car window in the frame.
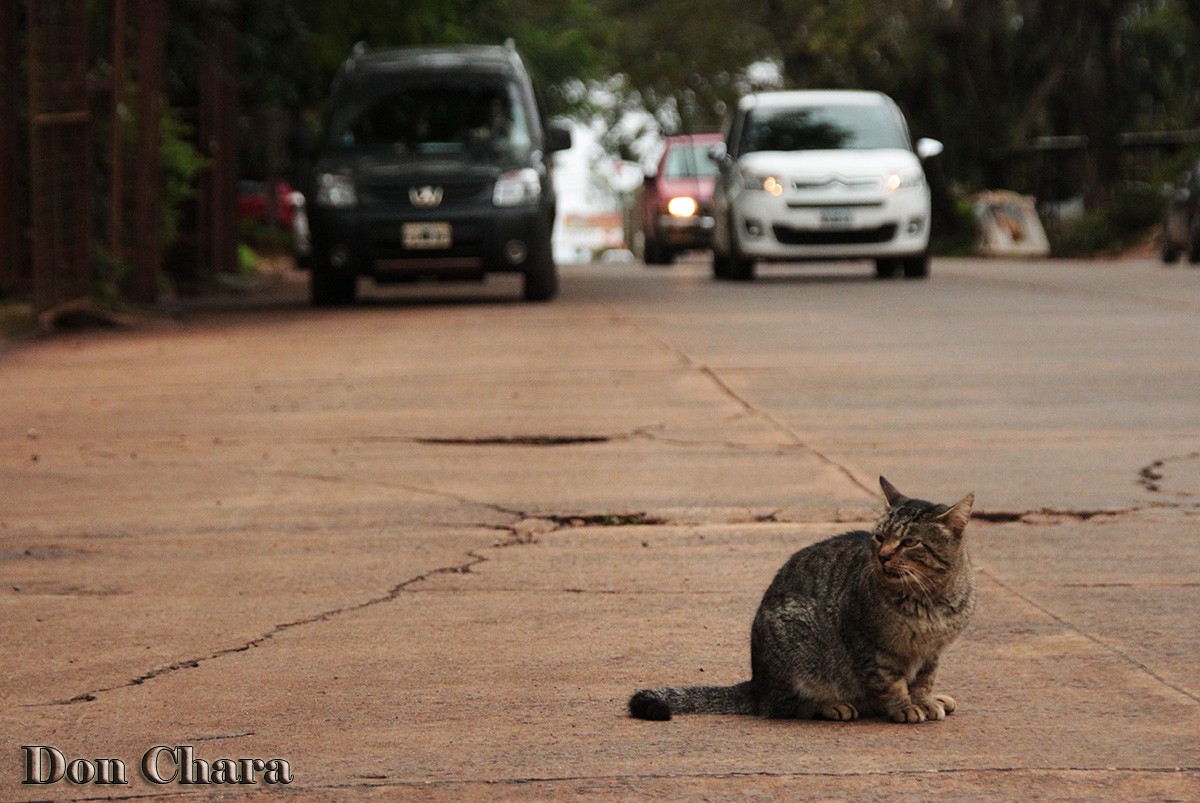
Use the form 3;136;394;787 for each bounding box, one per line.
329;80;532;155
663;143;720;179
739;104;907;153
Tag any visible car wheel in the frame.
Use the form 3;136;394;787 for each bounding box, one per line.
522;244;559;302
729;251;756;281
310;259;357;306
645;236;673;266
1162;241;1182;264
727;218;756;281
901;254;930;279
875;258;899;279
1187;221;1200;264
712;249;732;280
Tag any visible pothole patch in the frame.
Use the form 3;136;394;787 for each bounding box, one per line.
545;512;668;528
415;435;611;447
1139;451;1200;496
973;508;1134;525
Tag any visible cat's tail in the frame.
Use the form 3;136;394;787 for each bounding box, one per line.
628;681;757;721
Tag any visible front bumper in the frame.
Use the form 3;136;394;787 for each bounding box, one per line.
656;213;716;249
732;187;931;260
309;204;550;278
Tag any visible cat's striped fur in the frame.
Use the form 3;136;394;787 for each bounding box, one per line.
629;477;975;723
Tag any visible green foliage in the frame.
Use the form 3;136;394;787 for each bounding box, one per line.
237;243;261;275
160;110;206;250
931;198;983;258
1052;185;1165;257
270;0;616;116
92;249;131;310
0;303;35;337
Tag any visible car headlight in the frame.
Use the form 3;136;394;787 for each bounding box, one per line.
493;168;541;207
740;169;784;196
667;196;699;217
885;170;925;192
315;173;357;208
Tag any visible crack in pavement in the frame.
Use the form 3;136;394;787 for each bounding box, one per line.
292;764;1200;794
979;567;1200;705
696;365;879;501
972;507;1138;524
40;549;496;707
34;487;675;706
36;433;1198;708
36;480;550;707
611;314;878;501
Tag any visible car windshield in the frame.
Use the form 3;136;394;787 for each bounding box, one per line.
329;79;532;156
662;143;719;179
740;103;907;153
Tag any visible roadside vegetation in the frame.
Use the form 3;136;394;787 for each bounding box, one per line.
7;1;1200;322
221;1;1200;257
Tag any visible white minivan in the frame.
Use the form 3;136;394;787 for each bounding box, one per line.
710;90;943;281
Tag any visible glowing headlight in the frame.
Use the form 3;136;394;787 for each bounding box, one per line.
493;168;541;207
740;169;784;196
315;173;357;208
885;170;924;192
667;196;699;217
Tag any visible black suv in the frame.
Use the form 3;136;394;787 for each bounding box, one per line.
302;44;571;305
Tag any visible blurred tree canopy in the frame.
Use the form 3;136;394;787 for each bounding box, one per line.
217;0;1200;189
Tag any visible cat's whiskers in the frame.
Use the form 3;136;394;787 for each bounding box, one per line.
899;563;935;597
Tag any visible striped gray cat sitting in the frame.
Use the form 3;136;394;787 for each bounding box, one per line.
629;477;976;724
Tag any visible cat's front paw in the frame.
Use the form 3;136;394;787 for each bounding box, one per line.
888;702;927;724
905;693;957;722
912;695;947;721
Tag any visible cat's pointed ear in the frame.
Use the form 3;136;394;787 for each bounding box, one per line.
879;476;908;508
934;493;975;535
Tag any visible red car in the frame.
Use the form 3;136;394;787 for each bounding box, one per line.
637;132;722;264
237;179;296;229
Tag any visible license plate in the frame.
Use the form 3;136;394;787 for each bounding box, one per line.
402;222;452;249
819;207;853;228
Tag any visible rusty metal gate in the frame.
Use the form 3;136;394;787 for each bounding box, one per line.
2;2;241;312
26;0;92;312
0;1;27;299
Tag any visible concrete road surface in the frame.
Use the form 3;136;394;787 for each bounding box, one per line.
1;257;1197;800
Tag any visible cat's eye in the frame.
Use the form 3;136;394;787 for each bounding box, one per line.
900;537;919;548
871;532;884;543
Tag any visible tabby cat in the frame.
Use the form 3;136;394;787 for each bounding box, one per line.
629;477;976;724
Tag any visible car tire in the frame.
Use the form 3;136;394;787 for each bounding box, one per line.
729;252;756;281
875;258;899;279
310;259;357;306
901;254;930;279
522;242;559;302
645;236;674;266
712;249;732;280
727;218;756;281
1162;238;1182;263
1187;220;1200;264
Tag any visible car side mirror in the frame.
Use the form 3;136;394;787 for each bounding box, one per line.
547;125;572;153
708;142;730;166
916;138;944;160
